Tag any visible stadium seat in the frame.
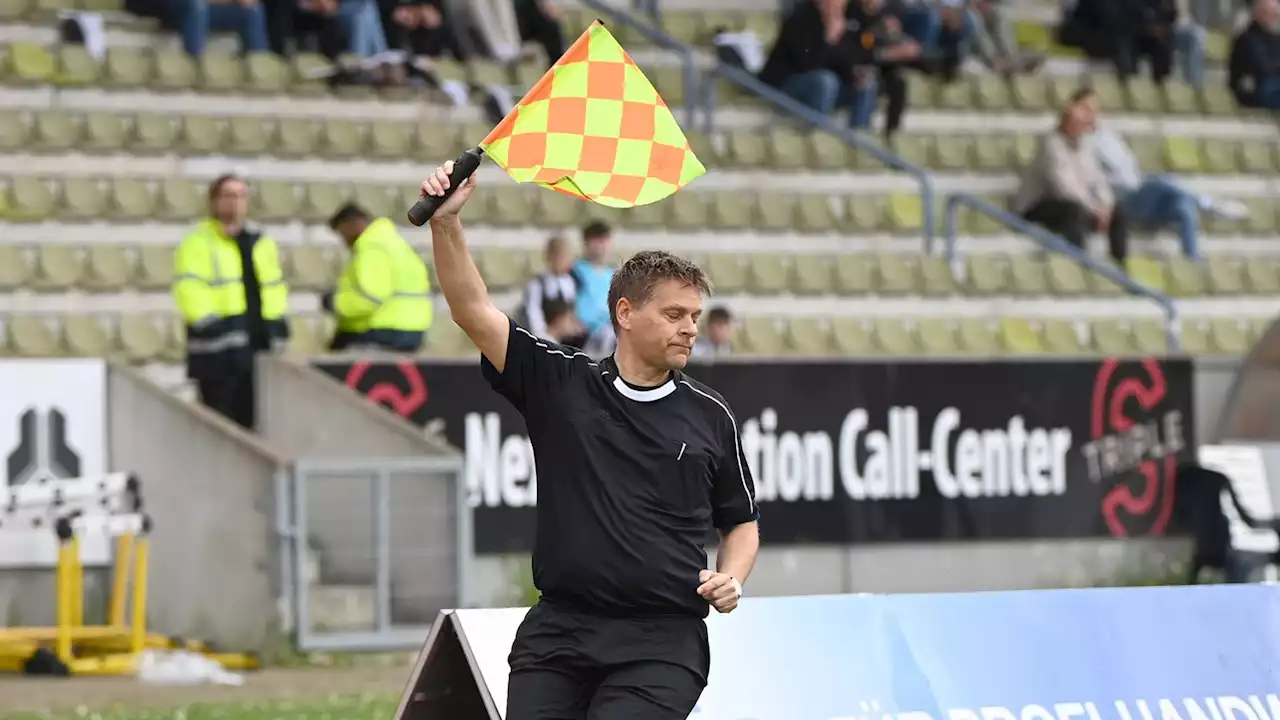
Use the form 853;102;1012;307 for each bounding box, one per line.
919;256;958;297
1132;320;1168;354
246;52;290;94
276;117;319;158
1126;79;1163;113
1010;75;1049;110
59;178;106;221
876;254;917;296
1239;138;1278;175
1042;319;1085;354
1179;320;1211;355
1124;255;1167;293
706;253;748;295
1165;257;1206;297
787;317;833;355
0;245;32;291
670;193;709;231
351;184;394;220
710;192;753;231
109;178;156;222
1164;83;1198;115
7;177;57;222
1087;261;1127;297
369;120;412;160
748;255;789;295
161;314;185;363
130;113;178;155
320;119;364;158
845;196;884;233
831;317;876;355
83;245;133;293
1091;319;1136;354
83;111;126;153
834;254;874;295
31;244;84;291
534;190;584;228
157;178;203;222
63;314;113;357
792;254;833;295
1163;136;1200;173
966;254;1010;295
796;195;838;233
1201;138;1238;174
425;319;475;357
726;131;767;168
809;132;849;170
874;318;918;355
973;135;1012;171
290;53;331;96
229;116;269;155
918;318;960;355
1205;256;1245;295
283;244;334;291
999;317;1044;354
256;180;300;223
738;316;785;356
56;45;99;87
756;194;795;233
488;186;533;227
9;42;54;84
134;244;173;291
104;47;150;88
302;182;347;224
179;114;224;155
957;318;999;355
1010;255;1048;296
768;129;809;171
118;314;165;363
476;247;528;291
0;109;26;152
33;109;79;152
1209;319;1250;355
7;315;60;357
153;48;198;91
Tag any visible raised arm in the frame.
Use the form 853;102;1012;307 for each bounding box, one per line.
420;161;512;371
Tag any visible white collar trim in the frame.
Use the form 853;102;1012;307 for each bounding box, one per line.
611;375;676;402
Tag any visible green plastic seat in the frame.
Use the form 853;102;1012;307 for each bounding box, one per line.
82;245;132;292
59;178;106;221
6;177;56;222
796;195;837;233
228;116;269;155
1209;319;1251;355
1178;320;1211;356
669;193;708;231
1245;259;1280;294
414;120;459;162
1200;84;1235;115
876;254;918;295
933;135;972;171
1043;319;1085;355
1204;256;1245;295
974;74;1010;110
475;247;529;291
886;194;923;235
135;245;173;290
82;112;126;153
62;315;113;357
706;253;748;294
108;178;155;222
1240;138;1278;175
255;180;299;223
34;109;79;152
918;256;957;297
1011;76;1049;110
756;194;796;233
1013;133;1038;166
845;196;884;232
973;135;1012;171
1163;83;1199;115
1128;135;1164;173
284;244;335;291
118;314;165;363
834;254;874;295
907;76;935;109
10;42;55;84
1132;320;1169;354
0;246;32;291
747;255;789;295
726;131;768;168
275;117;319;158
736;317;785;356
958;318;1000;355
179;114;225;155
104;47;150;88
999;317;1044;354
1091;319;1136;354
792;254;833;295
918;318;959;355
31;244;85;291
351;184;394;220
1126;79;1163;113
8;315;60;357
708;191;752;231
831;317;876;355
889;135;931;168
55;45;100;87
290;53;332;96
532;189;583;228
1087;260;1126;297
245;52;290;94
301;182;347;224
1240;198;1278;235
1165;257;1206;297
153;49;197;91
0;0;32;20
1200;138;1238;175
487;185;533;227
873;318;919;355
1163;136;1201;173
156;178;203;222
320;118;364;158
786;317;833;356
0;110;29;152
768;129;810;171
809;132;849;170
966;254;1010;295
1010;255;1048;296
368;120;412;160
129;113;177;155
1123;255;1167;293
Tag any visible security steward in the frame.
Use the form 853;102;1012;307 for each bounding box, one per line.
173;174;289;430
324;203;433;352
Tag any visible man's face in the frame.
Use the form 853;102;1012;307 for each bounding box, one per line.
706;318;733;346
211;179;249;226
616;278;702;371
1257;0;1279;27
334;218;364;247
1064;95;1099;136
547;243;573;275
584;234;611;263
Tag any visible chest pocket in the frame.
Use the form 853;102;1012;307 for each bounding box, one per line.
657;441;715;515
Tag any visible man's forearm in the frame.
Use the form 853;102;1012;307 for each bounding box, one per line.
716;521;759;583
428;216;492;327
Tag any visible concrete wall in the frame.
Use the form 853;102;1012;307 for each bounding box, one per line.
1195;356;1243;444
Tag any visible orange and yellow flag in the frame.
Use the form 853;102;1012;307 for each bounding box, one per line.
479;20;705;208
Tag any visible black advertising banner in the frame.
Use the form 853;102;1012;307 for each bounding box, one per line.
314;358;1196;553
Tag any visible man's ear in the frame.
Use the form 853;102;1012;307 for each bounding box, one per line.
615;297;632;331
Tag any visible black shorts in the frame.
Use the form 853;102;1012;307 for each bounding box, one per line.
506;600;710;720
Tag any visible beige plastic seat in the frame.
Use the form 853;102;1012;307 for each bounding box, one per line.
786;317;833;356
6;177;57;223
118;314;165;363
792;254;833;295
54;45;99;87
283;244;335;291
533;190;584;227
737;317;786;356
669;193;708;231
82;112;126;153
796;195;838;233
725;131;768;168
0;110;29;153
1009;255;1048;296
1204;256;1245;295
7;315;60;357
934;135;972;171
83;245;133;292
62;315;113;357
966;254;1010;295
834;253;874;295
1010;75;1049;110
0;246;32;292
161;314;186;363
156;178;203;222
845;196;885;232
766;129;809;171
918;318;960;355
59;178;106;221
414;120;459;162
246;52;290;94
831;317;876;356
368;120;412;160
1239;138;1278;175
33;109;79;152
1087;261;1127;298
1164;83;1198;114
1132;320;1169;354
808;132;849;170
886;194;924;235
9;42;55;85
998;317;1044;354
320;119;365;158
973;135;1012;171
1124;255;1167;293
352;185;395;220
873;318;919;355
104;47;151;88
1209;319;1250;355
130;113;178;155
1178;320;1211;356
476;247;529;291
1042;319;1085;354
1165;257;1206;297
876;254;918;296
108;178;156;222
135;244;174;290
747;255;789;295
918;256;957;297
31;244;85;291
488;186;534;227
1201;138;1238;174
284;314;324;356
1091;320;1136;354
256;180;300;223
153;49;197;91
275;117;319;158
289;53;332;96
425;319;475;357
755;194;795;234
228;116;269;155
178;114;224;155
1244;259;1280;295
709;192;753;231
706;253;748;294
302;182;348;224
958;318;1000;355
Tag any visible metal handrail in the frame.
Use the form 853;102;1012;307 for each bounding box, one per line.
704;63;938;249
577;0;699;128
941;193;1181;352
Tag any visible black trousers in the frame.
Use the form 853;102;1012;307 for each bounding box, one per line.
506;601;710;720
516;0;565;67
1116;32;1174;84
1022;198;1129;264
197;370;256;430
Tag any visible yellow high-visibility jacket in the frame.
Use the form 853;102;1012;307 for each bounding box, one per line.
332;218;431;350
173;218;289;375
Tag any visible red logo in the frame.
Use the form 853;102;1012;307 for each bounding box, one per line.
1088;358;1183;537
343;361;429;419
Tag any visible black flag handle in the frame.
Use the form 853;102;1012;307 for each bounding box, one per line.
407;147;485;227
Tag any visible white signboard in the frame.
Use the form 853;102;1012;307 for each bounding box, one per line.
1199;444;1280;558
0;359;109;567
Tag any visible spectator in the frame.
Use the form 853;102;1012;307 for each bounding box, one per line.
382;0;466;60
337;0;390;57
173;175;289;430
1059;0;1206;88
168;0;270;56
515;0;566;67
895;0;976;80
969;0;1044;78
1093;125;1248;260
1012;88;1130;265
847;0;926;139
1229;0;1280;108
572;220;617;338
693;306;735;359
520;235;582;344
759;0;879;130
324;203;433;352
463;0;522;61
542;299;585;346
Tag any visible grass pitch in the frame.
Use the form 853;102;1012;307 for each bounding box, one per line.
2;693;401;720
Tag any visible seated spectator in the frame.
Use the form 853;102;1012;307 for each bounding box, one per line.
1059;0;1205;89
167;0;270;56
520;235;583;345
693;306;735;360
572;220;617;339
1093;125;1248;260
759;0;879;130
515;0;566;67
895;0;976;80
381;0;466;60
336;0;390;57
847;0;925;139
1012;88;1130;265
1229;0;1280;108
542;299;585;346
969;0;1044;78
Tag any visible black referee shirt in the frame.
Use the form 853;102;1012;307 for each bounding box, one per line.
482;318;759;619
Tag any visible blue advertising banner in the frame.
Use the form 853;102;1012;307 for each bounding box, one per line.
406;585;1280;720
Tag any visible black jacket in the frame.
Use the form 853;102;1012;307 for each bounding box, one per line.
1230;20;1280;107
759;0;870;87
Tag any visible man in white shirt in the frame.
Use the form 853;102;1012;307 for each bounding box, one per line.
522;235;580;342
692;307;735;361
1092;126;1248;260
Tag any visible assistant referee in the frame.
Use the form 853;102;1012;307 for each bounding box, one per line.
420;162;761;720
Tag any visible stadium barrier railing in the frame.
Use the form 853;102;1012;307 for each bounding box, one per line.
940;192;1182;352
